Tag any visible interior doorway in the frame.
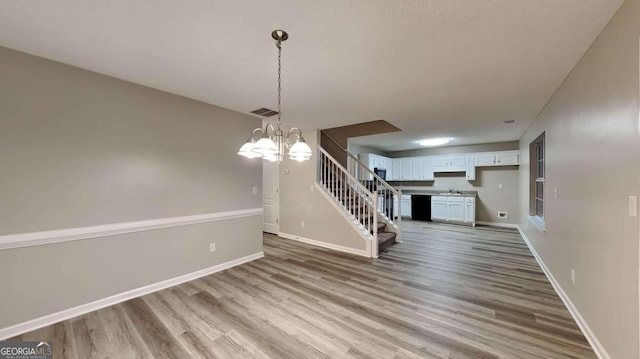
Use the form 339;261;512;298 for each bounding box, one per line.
262;160;279;234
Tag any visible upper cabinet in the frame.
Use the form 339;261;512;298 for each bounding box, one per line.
473;151;520;167
359;150;519;182
433;155;466;172
359;153;391;180
495;151;520;166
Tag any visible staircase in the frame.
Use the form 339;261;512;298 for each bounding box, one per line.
317;145;402;258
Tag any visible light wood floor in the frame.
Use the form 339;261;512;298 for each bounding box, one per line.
10;221;596;358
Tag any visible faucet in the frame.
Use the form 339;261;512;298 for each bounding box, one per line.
448;188;460;194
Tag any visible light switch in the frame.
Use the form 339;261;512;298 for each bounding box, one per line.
252;186;258;195
498;184;503;189
554;188;558;199
629;196;637;217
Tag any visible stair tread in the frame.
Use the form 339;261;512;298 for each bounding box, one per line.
377;232;396;243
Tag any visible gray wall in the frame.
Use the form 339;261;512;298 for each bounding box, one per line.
518;1;639;357
0;46;263;329
279;130;368;251
378;142;520;224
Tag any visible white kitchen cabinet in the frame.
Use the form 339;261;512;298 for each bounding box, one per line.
495;151;520;166
464;197;476;225
447;197;465;222
431;195;475;225
401;159;413;180
400;195;411;217
421;158;434;180
411;158;422;180
473;153;496;166
431;197;448;221
465;156;476;181
359;153;393;180
433;155;466;172
389;158;414;181
473;151;520;167
390;159;401;180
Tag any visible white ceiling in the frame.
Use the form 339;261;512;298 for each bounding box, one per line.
0;0;623;152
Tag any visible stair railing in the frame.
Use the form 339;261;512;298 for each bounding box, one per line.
346;152;402;231
317;146;378;258
319;131;402;234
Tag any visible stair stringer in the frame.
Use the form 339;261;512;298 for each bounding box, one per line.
314;181;376;258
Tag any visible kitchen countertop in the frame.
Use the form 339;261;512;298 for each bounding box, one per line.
395;187;477;197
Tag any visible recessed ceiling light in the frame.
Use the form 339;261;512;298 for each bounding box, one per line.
417;137;452;147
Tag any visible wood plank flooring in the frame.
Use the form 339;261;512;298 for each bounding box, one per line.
9;221;596;358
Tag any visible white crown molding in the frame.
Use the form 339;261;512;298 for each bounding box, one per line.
0;251;264;340
0;208;263;251
278;232;370;258
516;226;610;359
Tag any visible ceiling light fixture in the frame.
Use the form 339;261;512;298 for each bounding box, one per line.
238;30;312;162
417;137;452;147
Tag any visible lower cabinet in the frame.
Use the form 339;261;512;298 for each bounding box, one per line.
431;199;447;221
400;195;411;218
431;196;475;226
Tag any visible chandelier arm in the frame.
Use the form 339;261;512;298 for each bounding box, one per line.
263;122;276;137
249;127;263;141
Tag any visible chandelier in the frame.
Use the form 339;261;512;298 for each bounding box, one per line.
238;30;312;162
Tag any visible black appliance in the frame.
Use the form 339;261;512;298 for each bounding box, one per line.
373;167;386;180
411;195;432;221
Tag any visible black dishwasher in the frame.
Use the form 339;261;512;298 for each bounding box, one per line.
411;195;432;221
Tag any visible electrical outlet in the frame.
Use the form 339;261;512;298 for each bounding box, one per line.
498;183;503;190
209;243;216;253
498;211;508;219
554;188;558;199
301;221;305;228
252;186;258;195
571;269;575;284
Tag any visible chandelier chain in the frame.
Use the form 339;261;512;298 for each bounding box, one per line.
276;38;282;127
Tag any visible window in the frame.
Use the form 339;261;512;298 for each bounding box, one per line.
529;133;545;222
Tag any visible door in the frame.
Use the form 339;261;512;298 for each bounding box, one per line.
433;157;450;171
448;203;465;222
495;151;520;166
411;158;423;180
421;158;434;180
401;159;413;179
431;197;447;220
464;203;475;223
263;161;279;234
474;153;496;167
448;156;467;171
392;159;402;180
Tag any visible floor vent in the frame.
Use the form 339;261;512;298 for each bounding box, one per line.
251;108;279;117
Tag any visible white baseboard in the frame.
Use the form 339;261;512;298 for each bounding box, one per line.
0;208;263;251
0;251;264;340
476;221;519;229
516;226;610;359
278;232;370;258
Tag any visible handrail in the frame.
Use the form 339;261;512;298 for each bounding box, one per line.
317;146;374;198
321;130;348;152
321;130;400;197
347;152;401;197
